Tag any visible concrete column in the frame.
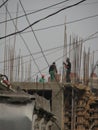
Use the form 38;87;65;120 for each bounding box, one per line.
51;83;64;130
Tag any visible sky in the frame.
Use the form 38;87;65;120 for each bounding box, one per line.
0;0;98;81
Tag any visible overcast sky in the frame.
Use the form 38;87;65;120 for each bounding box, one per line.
0;0;98;80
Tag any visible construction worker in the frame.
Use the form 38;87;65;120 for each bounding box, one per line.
49;62;57;81
63;58;71;82
0;74;11;88
39;75;45;83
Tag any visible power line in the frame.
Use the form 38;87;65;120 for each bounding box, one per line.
0;35;98;64
19;0;64;92
28;31;98;78
1;31;98;82
0;13;97;45
54;32;98;63
0;45;63;73
0;0;70;24
21;13;98;33
0;33;98;86
19;0;49;67
29;31;98;111
0;45;64;64
0;0;8;8
3;2;42;75
0;0;97;25
0;0;86;40
0;1;97;16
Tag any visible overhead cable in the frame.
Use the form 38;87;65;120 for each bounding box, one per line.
0;35;98;64
54;31;98;63
19;0;62;89
3;1;42;75
19;0;49;67
0;0;8;8
30;31;98;78
0;0;70;24
0;0;97;24
4;12;97;44
0;0;86;40
22;13;98;33
0;45;64;64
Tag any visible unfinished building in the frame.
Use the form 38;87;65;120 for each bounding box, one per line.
1;31;98;129
11;81;98;130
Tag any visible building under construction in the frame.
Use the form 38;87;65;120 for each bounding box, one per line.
1;6;98;129
1;30;98;130
11;78;98;130
0;72;98;130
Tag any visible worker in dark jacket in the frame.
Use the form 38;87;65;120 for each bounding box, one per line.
49;62;57;81
63;58;71;82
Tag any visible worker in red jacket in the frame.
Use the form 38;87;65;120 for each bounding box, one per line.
0;74;11;89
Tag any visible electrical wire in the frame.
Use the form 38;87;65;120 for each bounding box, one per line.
0;0;86;40
1;31;98;87
25;41;98;77
2;0;85;91
3;1;42;75
21;13;98;33
0;0;96;117
0;12;97;47
0;0;97;23
19;0;49;67
19;0;63;90
0;45;64;64
27;31;98;79
1;12;98;37
0;0;70;24
19;0;64;93
0;0;8;8
18;3;63;91
0;33;98;100
0;35;98;65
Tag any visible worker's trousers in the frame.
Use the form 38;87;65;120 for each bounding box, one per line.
49;71;55;81
66;70;71;82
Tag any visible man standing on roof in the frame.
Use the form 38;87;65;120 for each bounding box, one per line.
63;58;71;82
49;62;58;81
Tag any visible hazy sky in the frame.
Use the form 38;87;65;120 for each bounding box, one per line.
0;0;98;80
